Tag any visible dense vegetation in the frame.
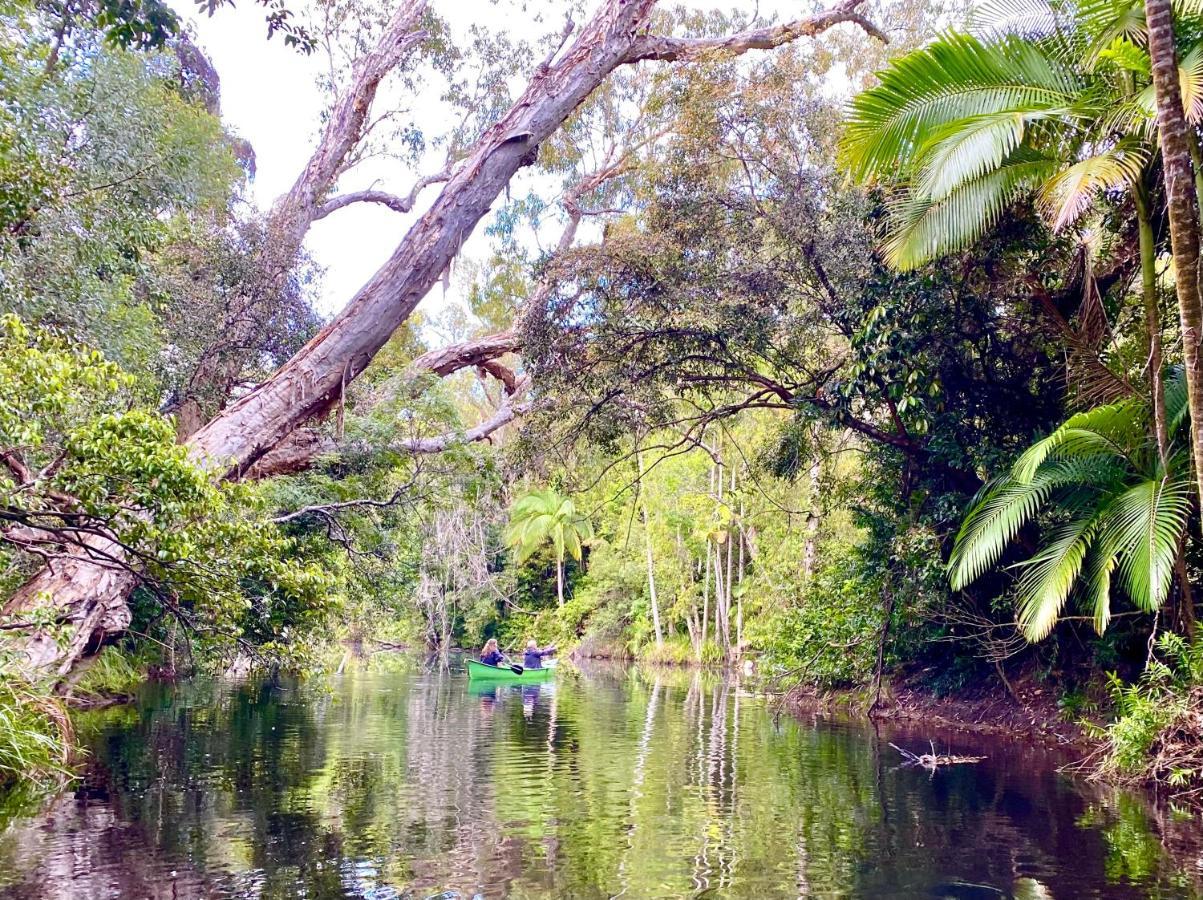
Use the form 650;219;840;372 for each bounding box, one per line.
0;0;1201;808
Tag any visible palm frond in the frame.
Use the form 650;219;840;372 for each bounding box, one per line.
1077;0;1146;57
1037;142;1148;230
969;0;1061;37
1105;476;1192;611
1165;365;1189;434
1011;401;1143;481
1180;41;1203;122
841;32;1080;180
949;474;1057;589
883;157;1058;269
1080;530;1121;632
1015;514;1099;640
916;111;1032;200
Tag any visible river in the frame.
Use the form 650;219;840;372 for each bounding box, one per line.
0;660;1199;898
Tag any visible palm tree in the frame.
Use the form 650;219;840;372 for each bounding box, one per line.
949;370;1194;640
1144;0;1203;524
839;0;1203;517
504;488;594;607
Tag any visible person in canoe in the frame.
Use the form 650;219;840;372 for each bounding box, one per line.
523;639;556;669
480;638;506;667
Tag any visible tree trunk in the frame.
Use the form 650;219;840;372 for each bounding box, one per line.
869;585;895;713
1135;184;1170;465
803;451;821;580
1174;542;1197;640
637;449;663;647
5;0;880;677
724;463;736;656
556;559;565;608
736;497;745;651
175;0;432;438
700;536;710;658
1146;0;1203;521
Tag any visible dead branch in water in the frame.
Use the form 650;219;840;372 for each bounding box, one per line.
890;741;986;768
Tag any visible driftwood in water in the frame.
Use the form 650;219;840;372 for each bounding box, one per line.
890;741;986;768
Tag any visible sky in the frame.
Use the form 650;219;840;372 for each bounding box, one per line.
179;0;830;322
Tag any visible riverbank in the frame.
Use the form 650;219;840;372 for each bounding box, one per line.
569;642;1094;749
782;679;1088;750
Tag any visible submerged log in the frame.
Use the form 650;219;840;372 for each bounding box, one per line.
890;741;986;768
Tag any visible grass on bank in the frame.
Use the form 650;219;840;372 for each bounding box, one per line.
0;677;73;793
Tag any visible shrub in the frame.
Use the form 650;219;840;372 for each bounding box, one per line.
1097;633;1203;793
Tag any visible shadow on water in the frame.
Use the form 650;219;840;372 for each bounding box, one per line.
0;661;1199;899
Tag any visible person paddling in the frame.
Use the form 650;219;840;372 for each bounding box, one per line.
480;638;506;667
522;639;556;670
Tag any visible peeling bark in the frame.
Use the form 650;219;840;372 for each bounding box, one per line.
174;0;432;437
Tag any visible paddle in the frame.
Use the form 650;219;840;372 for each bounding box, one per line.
502;654;523;675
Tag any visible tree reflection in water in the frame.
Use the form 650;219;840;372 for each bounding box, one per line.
0;662;1198;899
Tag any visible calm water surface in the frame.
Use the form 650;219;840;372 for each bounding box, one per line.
0;661;1200;899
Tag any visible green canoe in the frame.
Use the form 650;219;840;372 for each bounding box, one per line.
466;659;556;682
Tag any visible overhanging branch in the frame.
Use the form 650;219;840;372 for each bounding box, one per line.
623;0;887;63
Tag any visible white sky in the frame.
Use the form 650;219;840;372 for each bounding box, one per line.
179;0;839;322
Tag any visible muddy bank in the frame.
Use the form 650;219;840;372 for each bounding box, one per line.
783;678;1090;751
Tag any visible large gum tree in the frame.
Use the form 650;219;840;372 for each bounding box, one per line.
3;0;886;679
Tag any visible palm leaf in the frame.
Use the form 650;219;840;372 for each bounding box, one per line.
1011;401;1142;481
916;110;1034;200
1037;142;1148;230
1080;526;1122;633
841;32;1080;181
883;156;1059;269
1165;365;1189;434
1015;514;1099;640
1104;476;1191;611
949;474;1057;589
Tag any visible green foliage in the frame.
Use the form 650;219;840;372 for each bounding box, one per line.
950;374;1193;640
0;316;333;670
754;556;882;688
839;0;1178;269
1098;633;1203;784
504;488;594;568
0;678;71;794
69;646;144;700
0;8;246;377
640;634;723;666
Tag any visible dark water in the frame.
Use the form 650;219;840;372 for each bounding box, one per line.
0;662;1200;899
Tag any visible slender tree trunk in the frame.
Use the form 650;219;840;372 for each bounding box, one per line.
1135;184;1170;465
556;559;565;608
736;498;744;652
637;449;663;647
803;450;822;580
1174;541;1197;640
701;537;711;658
1147;0;1203;521
724;463;735;657
869;585;894;713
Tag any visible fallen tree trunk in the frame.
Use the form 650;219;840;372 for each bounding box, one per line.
4;0;882;679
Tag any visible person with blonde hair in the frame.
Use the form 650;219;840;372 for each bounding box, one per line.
522;638;556;670
480;637;505;667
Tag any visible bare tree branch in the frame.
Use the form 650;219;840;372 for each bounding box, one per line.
391;375;531;454
313;167;455;221
624;0;888;63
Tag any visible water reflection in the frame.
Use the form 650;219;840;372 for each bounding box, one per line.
0;663;1198;899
